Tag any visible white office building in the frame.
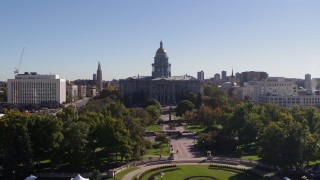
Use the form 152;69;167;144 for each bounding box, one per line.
252;77;298;103
7;72;66;104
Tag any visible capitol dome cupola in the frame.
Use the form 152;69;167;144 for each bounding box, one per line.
156;41;167;55
152;41;171;78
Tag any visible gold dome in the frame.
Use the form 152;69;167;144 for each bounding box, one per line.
156;41;167;54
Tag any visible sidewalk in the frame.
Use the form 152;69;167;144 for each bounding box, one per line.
121;160;278;180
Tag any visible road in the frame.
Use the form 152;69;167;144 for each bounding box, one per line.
170;136;204;160
73;97;90;108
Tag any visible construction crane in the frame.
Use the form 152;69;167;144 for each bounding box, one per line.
14;47;25;75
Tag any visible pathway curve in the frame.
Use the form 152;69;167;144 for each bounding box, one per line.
121;161;278;180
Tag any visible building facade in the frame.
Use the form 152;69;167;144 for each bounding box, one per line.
197;71;204;81
221;71;227;82
66;84;78;101
252;77;298;103
78;85;87;99
240;71;268;84
213;73;221;85
119;41;202;105
7;72;66;104
305;73;312;90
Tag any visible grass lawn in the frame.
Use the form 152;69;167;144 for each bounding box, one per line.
309;159;320;165
241;155;261;161
185;125;205;133
140;165;263;180
147;124;161;131
145;143;170;157
104;167;139;180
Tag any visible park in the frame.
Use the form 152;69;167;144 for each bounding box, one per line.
1;86;320;180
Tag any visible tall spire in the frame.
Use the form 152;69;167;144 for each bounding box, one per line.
160;40;163;48
231;68;234;79
97;61;103;93
98;61;101;71
231;67;234;85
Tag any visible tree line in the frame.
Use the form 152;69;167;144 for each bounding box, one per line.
0;88;160;179
177;85;320;174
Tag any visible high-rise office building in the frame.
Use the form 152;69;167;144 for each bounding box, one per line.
221;71;227;82
214;73;221;84
197;70;204;81
240;71;268;84
305;74;311;81
305;74;312;90
7;72;66;104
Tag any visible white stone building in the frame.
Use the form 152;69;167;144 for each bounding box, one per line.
258;95;320;107
7;72;66;104
252;77;298;103
119;41;202;105
66;84;78;101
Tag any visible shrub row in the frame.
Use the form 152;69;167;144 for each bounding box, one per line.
209;164;247;172
209;164;264;177
135;164;176;180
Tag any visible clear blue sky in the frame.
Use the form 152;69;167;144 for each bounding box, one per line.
1;0;320;81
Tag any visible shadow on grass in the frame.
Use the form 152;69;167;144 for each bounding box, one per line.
33;149;128;173
229;172;263;180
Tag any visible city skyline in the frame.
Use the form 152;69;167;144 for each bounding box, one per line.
1;1;320;81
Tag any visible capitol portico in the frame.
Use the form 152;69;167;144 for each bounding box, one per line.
119;41;202;105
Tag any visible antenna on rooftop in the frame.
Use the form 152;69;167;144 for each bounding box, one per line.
14;47;25;75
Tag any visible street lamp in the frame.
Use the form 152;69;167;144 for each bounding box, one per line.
160;172;165;180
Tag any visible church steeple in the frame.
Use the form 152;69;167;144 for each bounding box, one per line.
97;61;103;93
231;68;234;79
231;68;235;86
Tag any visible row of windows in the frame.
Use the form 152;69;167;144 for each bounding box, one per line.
262;83;293;87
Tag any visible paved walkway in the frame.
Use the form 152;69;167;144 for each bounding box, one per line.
121;111;278;180
121;161;278;180
170;137;203;159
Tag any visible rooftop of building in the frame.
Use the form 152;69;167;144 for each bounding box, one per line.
10;72;62;80
121;74;198;81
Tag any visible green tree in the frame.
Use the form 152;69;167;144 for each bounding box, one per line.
258;117;318;171
146;105;161;125
183;92;197;105
225;102;262;146
57;106;79;125
258;122;285;167
304;107;320;133
144;99;162;110
66;96;72;103
197;105;214;127
155;133;168;143
28;115;63;165
122;115;145;160
131;108;151;125
1;111;34;179
175;100;195;117
95;115;134;161
62;121;90;170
